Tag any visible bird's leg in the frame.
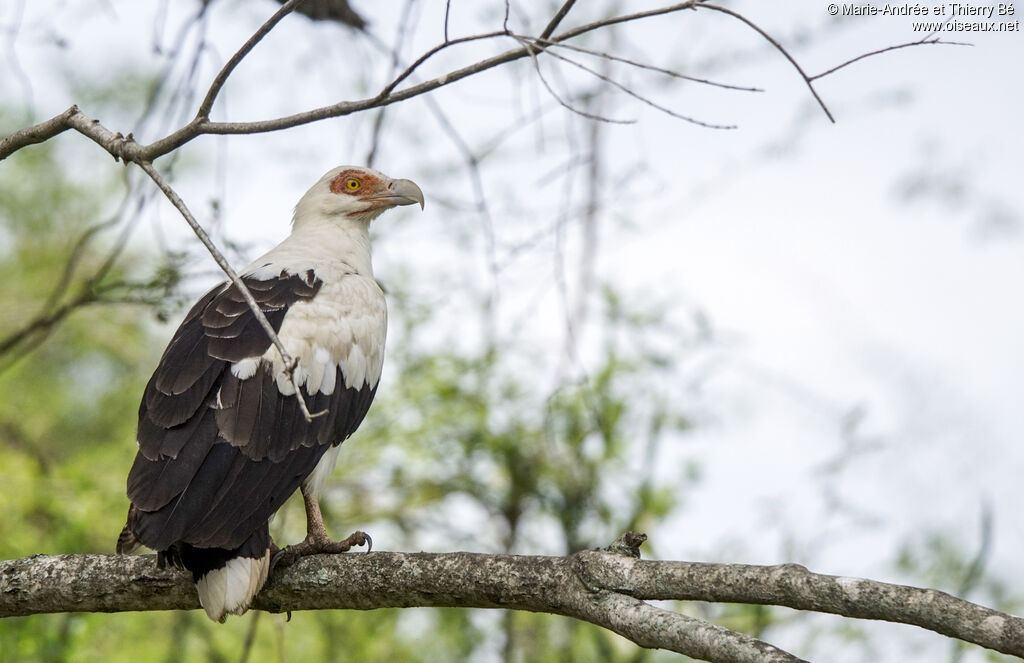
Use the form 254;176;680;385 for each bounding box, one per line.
301;486;331;546
271;484;371;571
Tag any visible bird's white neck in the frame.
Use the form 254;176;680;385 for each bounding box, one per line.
247;216;374;279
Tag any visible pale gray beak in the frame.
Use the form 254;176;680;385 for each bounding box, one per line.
376;178;425;210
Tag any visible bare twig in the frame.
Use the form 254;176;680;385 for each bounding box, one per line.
809;37;971;81
134;1;213;137
365;0;418;167
420;94;501;347
536;38;763;92
539;44;736;129
517;37;634;124
196;0;310;120
539;0;578;40
2;0;34;121
697;3;835;122
137;160;324;423
237;611;262;663
443;0;452;42
0;173;157;369
40;177;137;313
375;30;510;99
554;1;702;41
0;292;96;360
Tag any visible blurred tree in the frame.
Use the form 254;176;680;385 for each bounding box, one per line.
0;126;180;662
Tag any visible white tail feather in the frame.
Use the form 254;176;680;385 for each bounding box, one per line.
196;552;270;622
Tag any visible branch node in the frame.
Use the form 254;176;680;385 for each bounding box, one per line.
605;531;647;558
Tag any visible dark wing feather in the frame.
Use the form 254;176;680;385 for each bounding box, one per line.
126;269;384;553
128;408;219;510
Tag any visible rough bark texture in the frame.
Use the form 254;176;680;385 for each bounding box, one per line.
3;540;1024;663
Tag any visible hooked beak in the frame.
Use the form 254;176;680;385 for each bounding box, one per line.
370;178;425;210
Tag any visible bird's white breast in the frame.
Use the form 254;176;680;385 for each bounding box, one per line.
263;272;387;394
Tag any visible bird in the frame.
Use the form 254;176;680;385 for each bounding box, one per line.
116;165;423;622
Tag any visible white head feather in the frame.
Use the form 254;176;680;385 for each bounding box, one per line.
293;165;424;228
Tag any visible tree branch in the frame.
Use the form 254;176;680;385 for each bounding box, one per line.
3;538;1023;661
0;1;713;163
0;0;955;166
0;546;799;663
0;105;78;159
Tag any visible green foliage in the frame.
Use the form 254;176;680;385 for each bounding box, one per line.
0;134;177;663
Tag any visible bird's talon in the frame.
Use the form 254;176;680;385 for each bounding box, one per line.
270;547;297;573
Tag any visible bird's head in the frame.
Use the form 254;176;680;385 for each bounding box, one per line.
293;165;424;226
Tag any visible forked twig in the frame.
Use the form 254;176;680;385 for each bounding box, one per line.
537;41;736;129
697;3;835;122
534;37;763;92
516;36;635;124
809;38;971;81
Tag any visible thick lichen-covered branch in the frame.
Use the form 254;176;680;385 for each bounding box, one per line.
3;537;1023;663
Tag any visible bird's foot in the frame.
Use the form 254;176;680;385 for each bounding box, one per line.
271;530;372;572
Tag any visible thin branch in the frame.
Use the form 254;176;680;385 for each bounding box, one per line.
536;38;763;92
443;0;452;42
696;3;834;123
376;30;510;99
517;37;635;124
539;43;735;129
364;0;418;167
136;160;324;423
420;93;501;347
539;0;578;40
553;1;702;42
134;0;212;137
238;611;262;663
2;0;34;121
0;176;154;368
41;176;138;312
809;38;971;82
954;503;994;599
195;0;310;120
0;292;95;359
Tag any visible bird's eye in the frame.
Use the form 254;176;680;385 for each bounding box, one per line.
345;179;360;191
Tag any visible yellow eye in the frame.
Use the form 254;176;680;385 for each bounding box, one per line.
345;179;360;191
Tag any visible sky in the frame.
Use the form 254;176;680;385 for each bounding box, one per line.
2;1;1023;660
